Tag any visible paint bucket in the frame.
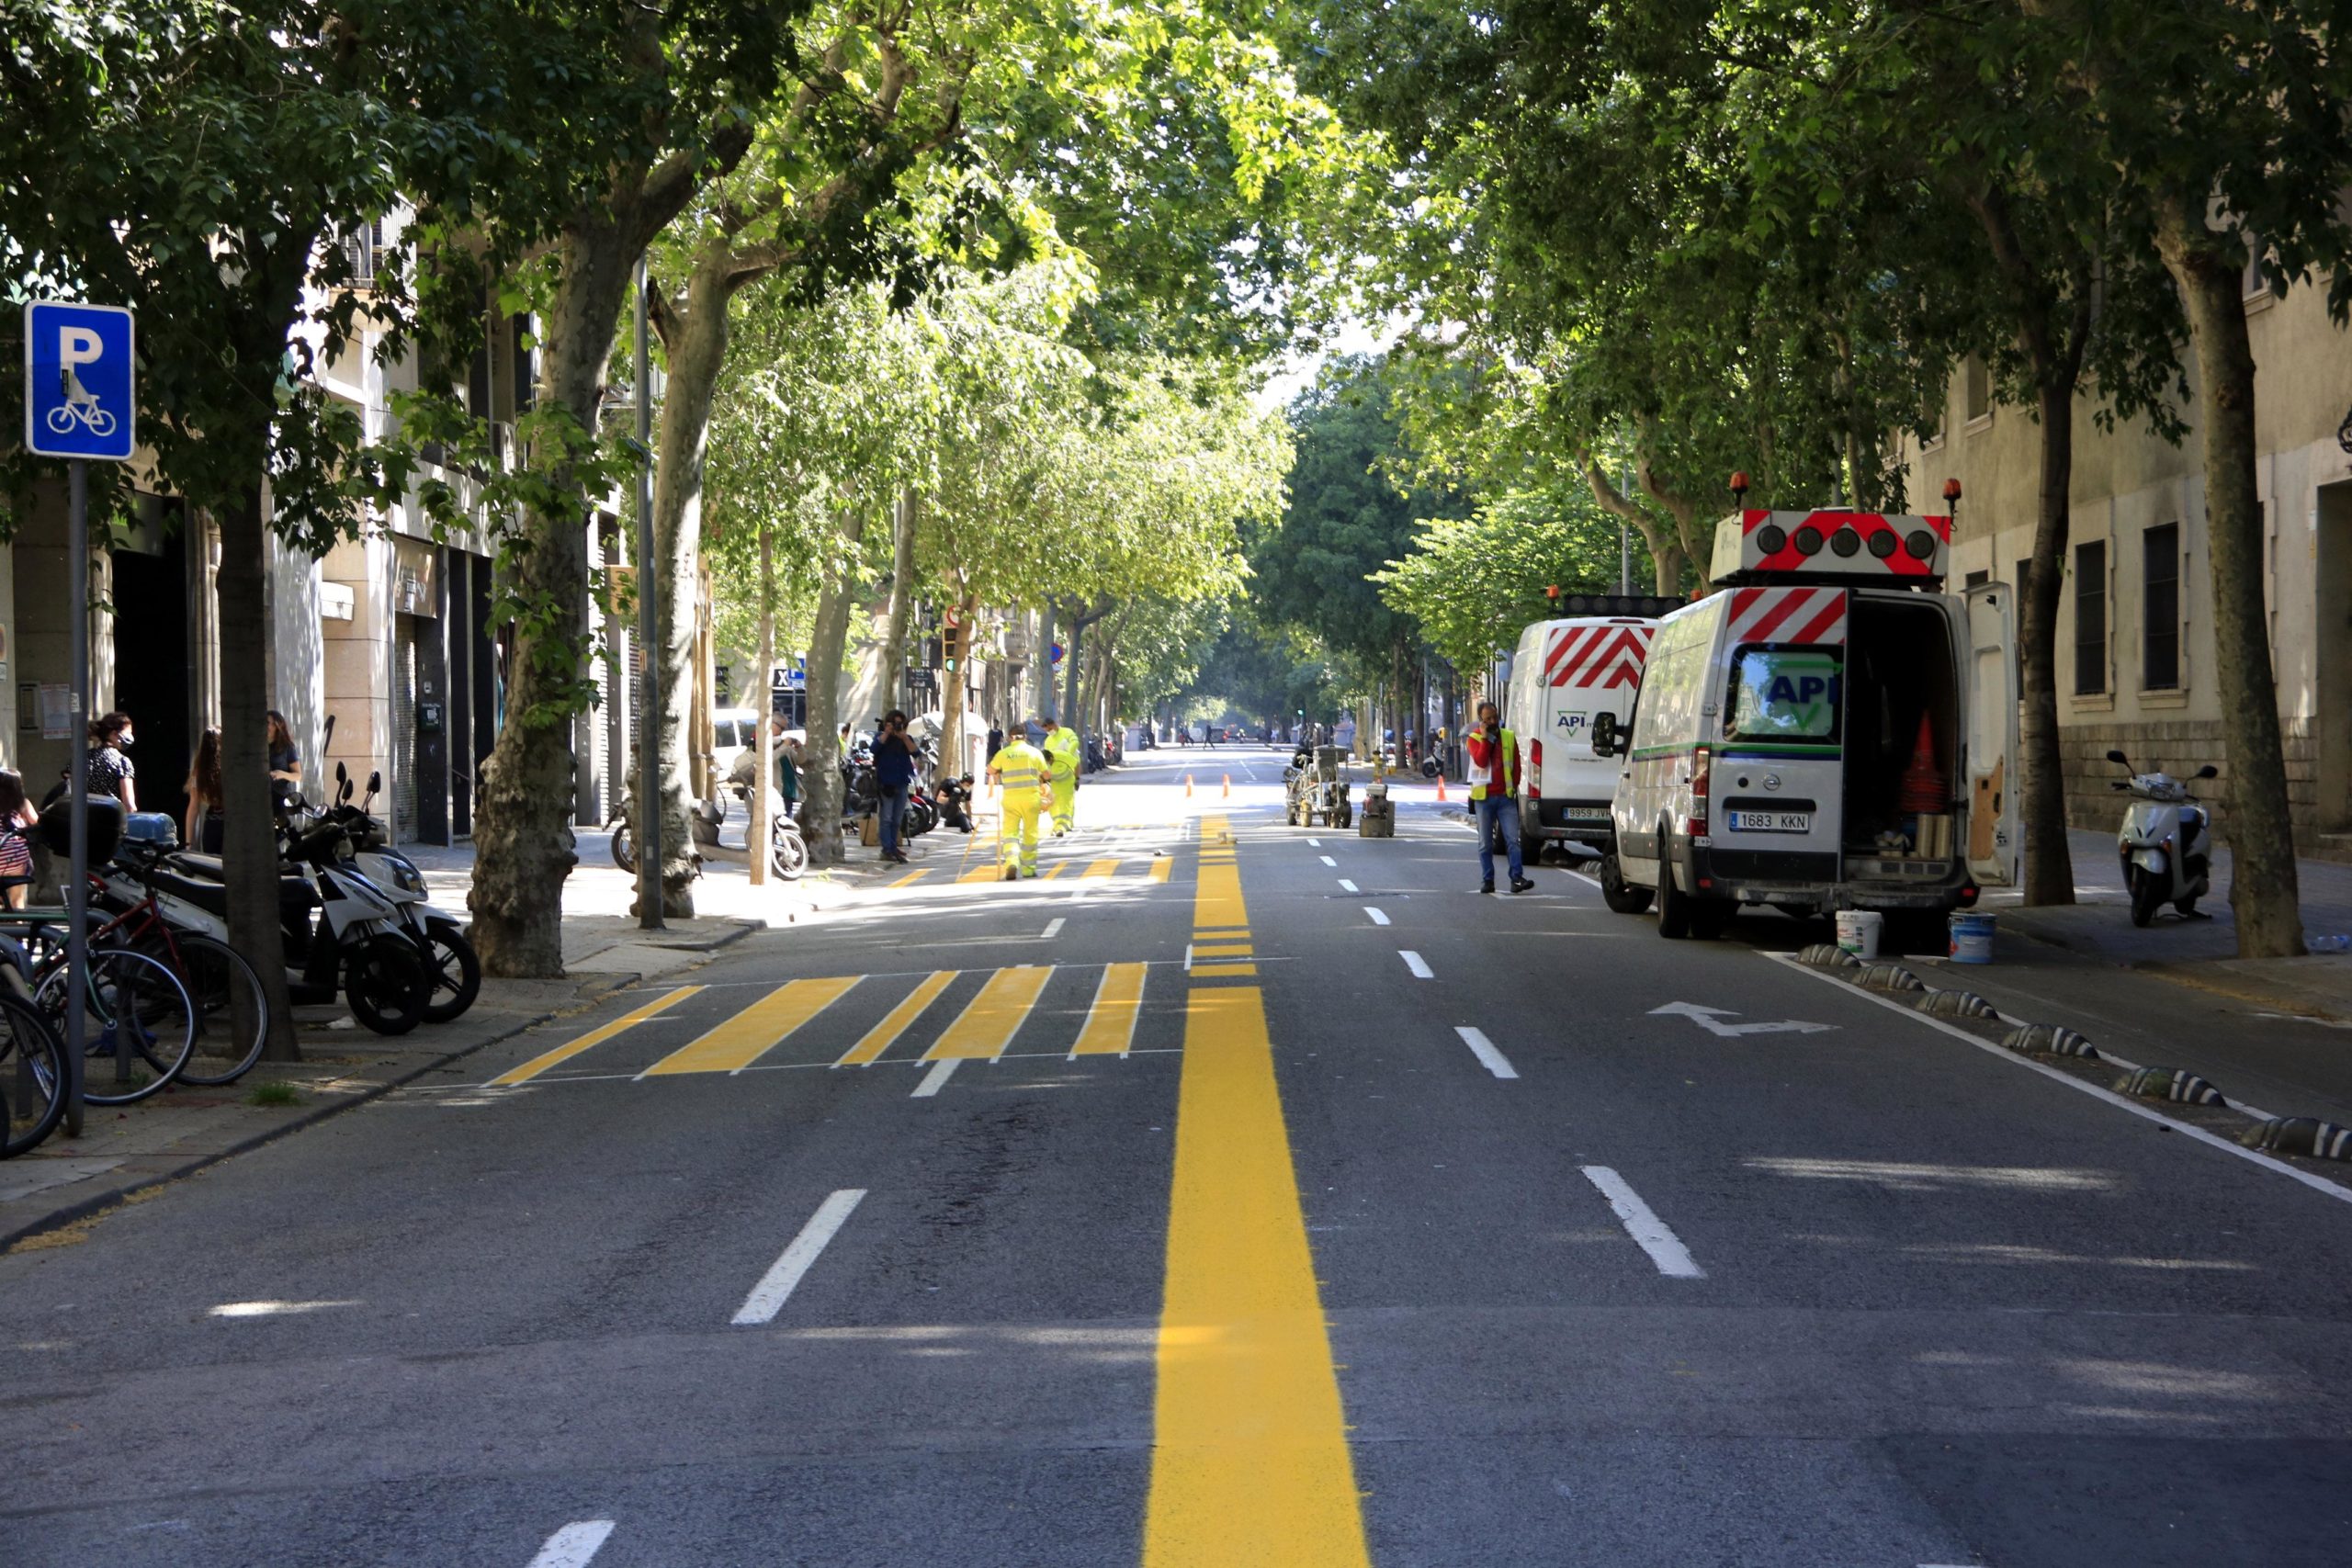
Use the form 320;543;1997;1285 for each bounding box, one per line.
1834;909;1883;961
1948;911;1996;965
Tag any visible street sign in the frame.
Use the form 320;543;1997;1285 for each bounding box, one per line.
24;300;135;461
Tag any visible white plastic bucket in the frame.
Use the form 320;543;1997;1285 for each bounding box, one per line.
1948;911;1996;964
1835;909;1883;961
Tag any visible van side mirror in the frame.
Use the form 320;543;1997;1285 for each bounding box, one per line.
2105;749;2131;767
2195;764;2218;779
1590;712;1621;757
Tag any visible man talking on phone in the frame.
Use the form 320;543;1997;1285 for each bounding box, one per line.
1465;699;1532;894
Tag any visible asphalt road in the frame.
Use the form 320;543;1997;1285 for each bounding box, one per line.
6;743;2351;1566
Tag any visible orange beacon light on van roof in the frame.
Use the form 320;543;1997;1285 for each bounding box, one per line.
1708;506;1951;587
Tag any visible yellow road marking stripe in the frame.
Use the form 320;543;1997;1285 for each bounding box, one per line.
641;976;860;1077
1143;984;1368;1564
1072;963;1148;1056
1043;863;1071;881
489;987;705;1086
890;869;932;887
957;863;1001;884
834;970;959;1066
1081;858;1121;880
1192;943;1253;957
1188;963;1259;977
1148;859;1172;884
924;966;1053;1060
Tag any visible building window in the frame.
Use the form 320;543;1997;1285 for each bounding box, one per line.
1962;355;1991;423
2143;523;2180;691
2074;540;2107;696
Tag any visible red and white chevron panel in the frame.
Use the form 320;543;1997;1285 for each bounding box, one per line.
1727;586;1848;647
1544;623;1655;689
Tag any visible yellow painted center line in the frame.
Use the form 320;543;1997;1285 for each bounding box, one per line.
491;987;705;1086
834;971;959;1066
1071;963;1148;1057
889;868;932;887
924;965;1054;1060
641;976;860;1077
1143;984;1367;1564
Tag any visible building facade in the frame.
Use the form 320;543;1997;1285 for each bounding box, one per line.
1894;274;2352;857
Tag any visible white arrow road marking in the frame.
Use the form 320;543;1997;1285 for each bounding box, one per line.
1400;950;1433;979
1580;1166;1703;1278
732;1189;866;1325
911;1059;959;1098
1454;1026;1518;1079
526;1521;616;1568
1364;907;1390;926
1648;1000;1834;1038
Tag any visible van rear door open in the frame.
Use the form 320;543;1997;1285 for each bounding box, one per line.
1964;581;2019;886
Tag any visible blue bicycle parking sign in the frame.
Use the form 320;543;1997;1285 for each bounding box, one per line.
24;300;135;462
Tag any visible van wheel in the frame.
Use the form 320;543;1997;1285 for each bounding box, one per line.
1657;868;1693;939
1599;852;1653;915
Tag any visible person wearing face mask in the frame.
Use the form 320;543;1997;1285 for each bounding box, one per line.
83;710;137;814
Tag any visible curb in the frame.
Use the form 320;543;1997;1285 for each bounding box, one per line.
1997;910;2352;1024
0;932;761;1253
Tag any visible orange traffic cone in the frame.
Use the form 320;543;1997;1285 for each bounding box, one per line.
1184;773;1193;797
1436;773;1448;802
1895;713;1948;813
1222;773;1231;798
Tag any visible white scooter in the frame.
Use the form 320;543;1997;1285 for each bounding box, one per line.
2106;749;2219;927
320;764;481;1022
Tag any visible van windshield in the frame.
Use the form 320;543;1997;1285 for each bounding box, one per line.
1727;648;1843;742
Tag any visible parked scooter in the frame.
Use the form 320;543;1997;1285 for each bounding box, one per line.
2107;749;2219;927
322;765;481;1022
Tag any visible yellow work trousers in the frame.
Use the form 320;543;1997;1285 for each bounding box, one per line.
999;791;1044;874
1049;775;1076;835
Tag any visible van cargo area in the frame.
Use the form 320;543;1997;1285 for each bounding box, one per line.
1842;593;1960;878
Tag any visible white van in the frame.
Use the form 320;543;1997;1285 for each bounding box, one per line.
1503;597;1686;854
1590;506;2016;938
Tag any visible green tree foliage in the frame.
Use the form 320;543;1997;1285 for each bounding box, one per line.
1374;491;1629;678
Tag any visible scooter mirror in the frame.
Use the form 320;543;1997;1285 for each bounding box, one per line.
336;761;348;786
2105;749;2131;766
368;770;382;794
339;776;353;804
2195;764;2219;779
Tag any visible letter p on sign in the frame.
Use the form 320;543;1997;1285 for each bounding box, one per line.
24;300;135;462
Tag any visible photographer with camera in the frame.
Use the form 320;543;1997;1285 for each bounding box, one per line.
873;709;918;864
1465;699;1531;895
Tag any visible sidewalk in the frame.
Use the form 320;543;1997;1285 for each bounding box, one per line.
0;819;909;1251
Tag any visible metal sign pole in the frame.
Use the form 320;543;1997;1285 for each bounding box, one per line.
634;254;662;931
66;458;93;1125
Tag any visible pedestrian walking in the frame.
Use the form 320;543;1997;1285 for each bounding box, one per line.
0;768;38;909
988;721;1005;763
184;727;225;852
988;719;1048;879
266;708;302;790
1040;715;1080;836
873;708;917;864
1465;700;1531;894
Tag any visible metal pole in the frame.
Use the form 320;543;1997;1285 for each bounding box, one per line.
634;254;662;931
1620;461;1634;593
65;460;91;1127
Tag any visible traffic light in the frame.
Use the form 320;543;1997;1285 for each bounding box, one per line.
941;622;967;671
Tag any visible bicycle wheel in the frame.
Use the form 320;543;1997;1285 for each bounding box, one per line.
164;933;269;1086
0;990;66;1157
37;948;197;1105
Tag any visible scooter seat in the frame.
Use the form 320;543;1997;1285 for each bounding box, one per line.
153;861;318;917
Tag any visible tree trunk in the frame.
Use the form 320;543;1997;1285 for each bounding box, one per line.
1583;457;1685;593
647;257;735;919
751;519;775;887
470;220;635;975
2018;376;2078;905
215;482;300;1060
937;594;978;781
2154;195;2303;957
799;508;870;867
878;490;919;710
1035;602;1057;720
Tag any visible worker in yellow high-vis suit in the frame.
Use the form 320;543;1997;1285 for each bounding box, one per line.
1041;716;1080;836
989;722;1049;880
